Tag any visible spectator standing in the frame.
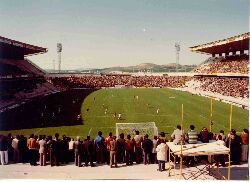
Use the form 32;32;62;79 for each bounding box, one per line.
83;136;95;167
151;136;158;164
68;138;74;162
6;133;13;163
142;134;153;165
226;129;241;165
105;132;113;165
61;135;69;164
18;135;28;163
133;130;143;164
117;133;125;163
39;135;47;166
0;135;8;165
34;135;39;163
94;131;105;164
156;139;167;172
12;135;20;163
125;135;133;166
240;129;249;162
27;134;38;166
50;133;60;166
73;136;82;167
109;136;117;168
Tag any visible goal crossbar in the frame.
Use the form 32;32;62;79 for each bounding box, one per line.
116;122;158;139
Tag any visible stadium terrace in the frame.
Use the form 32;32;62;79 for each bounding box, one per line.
0;33;249;180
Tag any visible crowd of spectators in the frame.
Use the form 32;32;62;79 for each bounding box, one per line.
194;55;249;74
195;77;249;98
171;125;249;167
0;128;248;170
49;75;191;89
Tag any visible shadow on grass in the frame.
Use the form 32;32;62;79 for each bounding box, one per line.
0;88;98;131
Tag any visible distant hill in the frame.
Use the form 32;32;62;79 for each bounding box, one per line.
45;63;197;73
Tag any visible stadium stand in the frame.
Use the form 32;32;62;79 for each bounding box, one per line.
185;32;249;107
49;75;191;89
193;54;248;74
0;36;59;119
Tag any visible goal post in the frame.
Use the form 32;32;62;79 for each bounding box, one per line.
116;122;158;139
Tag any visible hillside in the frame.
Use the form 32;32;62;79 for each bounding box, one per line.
46;63;197;73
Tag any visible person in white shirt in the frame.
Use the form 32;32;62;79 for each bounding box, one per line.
215;135;226;167
134;130;143;164
39;135;47;166
12;135;19;163
68;138;74;162
216;130;226;141
156;139;167;172
171;125;183;145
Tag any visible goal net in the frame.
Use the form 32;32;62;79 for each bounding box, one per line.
116;122;158;139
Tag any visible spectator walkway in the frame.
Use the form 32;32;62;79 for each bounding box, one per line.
0;162;248;180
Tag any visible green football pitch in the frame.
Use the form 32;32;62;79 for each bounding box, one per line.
1;88;248;138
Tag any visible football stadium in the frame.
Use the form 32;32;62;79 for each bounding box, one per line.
0;1;249;181
0;33;248;136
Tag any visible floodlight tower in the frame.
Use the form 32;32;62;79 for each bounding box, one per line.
175;43;180;72
57;43;62;72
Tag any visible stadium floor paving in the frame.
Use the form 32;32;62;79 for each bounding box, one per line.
0;162;248;180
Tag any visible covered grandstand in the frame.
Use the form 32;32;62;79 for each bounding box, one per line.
0;36;60;129
180;32;249;107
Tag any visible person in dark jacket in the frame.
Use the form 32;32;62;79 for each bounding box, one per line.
117;133;125;163
142;134;153;165
6;133;13;163
125;135;134;166
83;136;95;167
50;133;61;166
226;129;241;165
18;135;28;163
199;127;210;143
60;135;69;164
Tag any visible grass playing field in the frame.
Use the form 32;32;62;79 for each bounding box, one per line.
1;88;248;138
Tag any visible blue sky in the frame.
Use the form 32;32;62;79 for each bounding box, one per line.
0;0;249;69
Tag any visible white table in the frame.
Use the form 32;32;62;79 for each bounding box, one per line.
166;141;230;180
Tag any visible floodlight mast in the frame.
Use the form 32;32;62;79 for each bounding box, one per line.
175;43;180;72
57;43;62;73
